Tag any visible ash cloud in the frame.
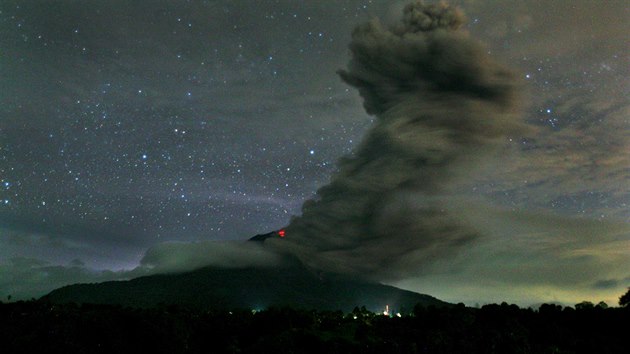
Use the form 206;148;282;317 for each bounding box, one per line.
271;1;527;278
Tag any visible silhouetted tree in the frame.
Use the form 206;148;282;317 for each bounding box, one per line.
575;301;594;310
620;287;630;307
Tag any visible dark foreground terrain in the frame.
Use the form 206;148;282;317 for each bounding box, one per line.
1;300;627;354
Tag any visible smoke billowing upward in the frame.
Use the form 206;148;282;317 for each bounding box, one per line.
270;1;527;279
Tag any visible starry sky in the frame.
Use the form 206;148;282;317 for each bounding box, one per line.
1;1;628;305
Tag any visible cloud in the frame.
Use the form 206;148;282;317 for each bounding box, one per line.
593;279;619;290
137;240;284;274
271;1;528;279
462;0;629;61
0;239;286;300
394;201;630;305
0;257;122;301
464;83;630;222
448;0;630;221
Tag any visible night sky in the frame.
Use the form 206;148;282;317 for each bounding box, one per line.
1;1;628;306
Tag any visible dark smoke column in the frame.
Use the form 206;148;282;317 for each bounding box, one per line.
271;2;527;278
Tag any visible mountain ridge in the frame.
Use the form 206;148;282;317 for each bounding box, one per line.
43;259;449;312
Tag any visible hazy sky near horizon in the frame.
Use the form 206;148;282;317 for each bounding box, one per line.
1;1;628;305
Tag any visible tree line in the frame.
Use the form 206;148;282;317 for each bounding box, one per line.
1;288;628;354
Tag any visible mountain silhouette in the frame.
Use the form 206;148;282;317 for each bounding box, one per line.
43;257;448;312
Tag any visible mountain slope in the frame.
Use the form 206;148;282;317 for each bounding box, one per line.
43;262;448;312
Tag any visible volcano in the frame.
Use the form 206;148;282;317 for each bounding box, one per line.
42;256;448;312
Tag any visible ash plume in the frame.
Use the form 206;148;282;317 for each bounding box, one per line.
270;1;527;279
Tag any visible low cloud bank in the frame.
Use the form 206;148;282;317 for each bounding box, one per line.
137;240;284;273
395;200;630;306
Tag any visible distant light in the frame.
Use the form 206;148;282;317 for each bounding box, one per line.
142;154;147;159
309;150;315;155
278;229;286;238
